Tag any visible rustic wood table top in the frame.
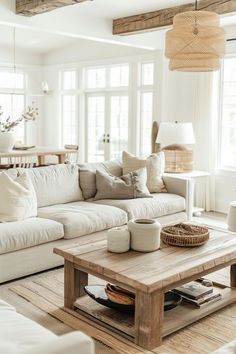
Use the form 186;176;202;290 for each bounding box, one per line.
54;229;236;293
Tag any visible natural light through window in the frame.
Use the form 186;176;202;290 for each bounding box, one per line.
0;71;25;143
220;57;236;170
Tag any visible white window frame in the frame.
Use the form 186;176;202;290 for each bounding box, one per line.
217;54;236;173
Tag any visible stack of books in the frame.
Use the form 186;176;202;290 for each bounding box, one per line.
173;281;222;308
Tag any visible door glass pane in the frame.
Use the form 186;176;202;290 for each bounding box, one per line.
87;96;105;162
140;92;153;157
110;95;129;160
110;65;129;87
0;94;25;143
62;95;76;145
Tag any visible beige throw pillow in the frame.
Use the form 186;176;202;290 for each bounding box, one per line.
94;168;152;200
0;172;37;222
122;151;167;193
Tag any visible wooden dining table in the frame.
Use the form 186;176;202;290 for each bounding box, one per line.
0;146;78;166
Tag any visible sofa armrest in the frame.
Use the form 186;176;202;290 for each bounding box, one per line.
162;176;195;220
23;332;95;354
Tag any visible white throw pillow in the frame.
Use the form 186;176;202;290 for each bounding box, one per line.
0;172;37;222
122;151;167;193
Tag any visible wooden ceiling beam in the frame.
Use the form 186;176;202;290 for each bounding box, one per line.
16;0;92;17
113;0;236;36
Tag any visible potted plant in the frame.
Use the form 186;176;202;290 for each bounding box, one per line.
0;105;38;152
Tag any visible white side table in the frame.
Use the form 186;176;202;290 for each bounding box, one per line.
164;170;211;216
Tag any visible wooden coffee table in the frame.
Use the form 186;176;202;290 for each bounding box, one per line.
54;228;236;350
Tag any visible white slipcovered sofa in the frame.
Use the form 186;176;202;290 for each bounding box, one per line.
0;299;94;354
0;161;194;283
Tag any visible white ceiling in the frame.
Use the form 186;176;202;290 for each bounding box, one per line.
0;0;235;56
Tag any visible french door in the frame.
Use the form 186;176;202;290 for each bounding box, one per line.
86;92;129;162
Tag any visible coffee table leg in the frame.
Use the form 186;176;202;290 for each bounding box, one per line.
135;289;164;349
64;260;88;309
231;264;236;287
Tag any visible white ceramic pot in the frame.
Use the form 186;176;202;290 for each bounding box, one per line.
107;227;130;253
0;132;15;152
128;219;161;252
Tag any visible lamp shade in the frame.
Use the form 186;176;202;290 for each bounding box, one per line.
156;122;195;147
165;11;226;72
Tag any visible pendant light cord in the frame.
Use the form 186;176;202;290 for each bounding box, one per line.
195;0;198;11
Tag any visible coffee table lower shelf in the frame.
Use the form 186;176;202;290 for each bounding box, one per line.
72;285;236;341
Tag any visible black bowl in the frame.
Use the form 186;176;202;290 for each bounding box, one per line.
84;285;182;312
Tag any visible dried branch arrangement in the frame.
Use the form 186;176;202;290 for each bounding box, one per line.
0;104;38;133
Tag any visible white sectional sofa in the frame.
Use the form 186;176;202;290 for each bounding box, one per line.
0;161;194;283
0;299;94;354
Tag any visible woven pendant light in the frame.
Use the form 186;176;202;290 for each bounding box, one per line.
165;1;226;72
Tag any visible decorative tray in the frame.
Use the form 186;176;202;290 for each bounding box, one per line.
161;223;209;247
84;285;182;312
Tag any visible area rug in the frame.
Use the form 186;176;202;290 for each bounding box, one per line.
9;269;148;354
9;267;236;354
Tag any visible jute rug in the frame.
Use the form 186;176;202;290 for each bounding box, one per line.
9;268;236;354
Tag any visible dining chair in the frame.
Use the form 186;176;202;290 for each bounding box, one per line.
64;144;79;164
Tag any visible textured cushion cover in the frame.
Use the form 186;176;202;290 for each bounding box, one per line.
79;160;122;199
94;168;151;200
23;164;83;208
94;193;186;220
0;172;37;222
38;201;127;239
122;151;167;193
0;217;64;254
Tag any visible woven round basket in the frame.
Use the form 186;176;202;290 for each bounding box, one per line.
161;223;209;247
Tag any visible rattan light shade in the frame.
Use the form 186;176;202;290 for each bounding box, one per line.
165;11;226;72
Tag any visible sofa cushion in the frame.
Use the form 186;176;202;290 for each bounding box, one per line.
94;168;152;200
79;160;122;199
0;218;64;254
0;300;56;353
10;164;83;208
0;172;37;222
38;201;127;239
94;193;186;220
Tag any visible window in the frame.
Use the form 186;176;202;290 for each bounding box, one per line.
141;62;154;86
61;70;77;145
219;57;236;169
0;71;25;143
62;95;76;145
109;65;129;87
85;64;130;162
86;67;106;89
138;62;154;157
62;70;76;90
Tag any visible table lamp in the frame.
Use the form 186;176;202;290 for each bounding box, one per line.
156;121;195;173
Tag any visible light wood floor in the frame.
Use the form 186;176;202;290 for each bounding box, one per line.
0;212;234;354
